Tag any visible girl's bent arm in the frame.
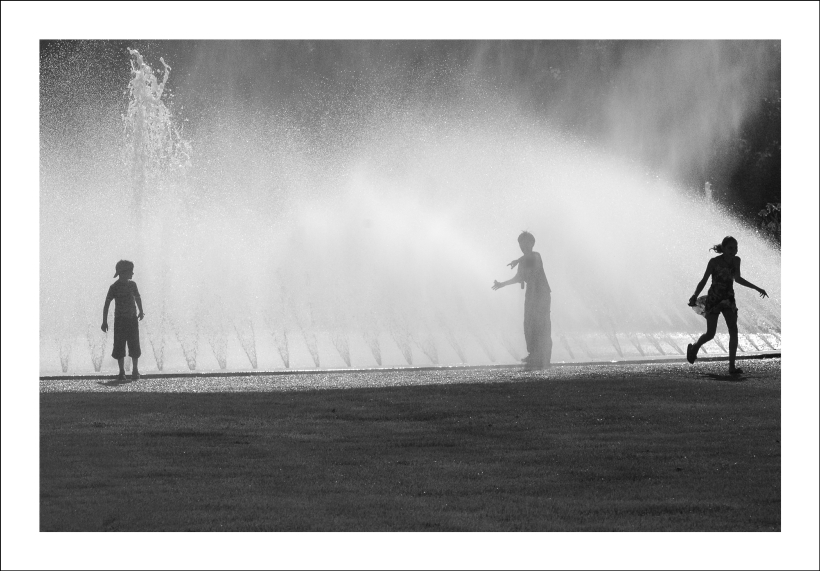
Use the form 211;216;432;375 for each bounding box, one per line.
690;259;714;301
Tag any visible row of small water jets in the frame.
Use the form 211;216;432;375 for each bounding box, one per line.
54;313;517;373
52;309;781;374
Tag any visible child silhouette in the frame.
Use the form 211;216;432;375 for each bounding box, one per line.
101;260;145;380
492;231;552;369
686;236;768;374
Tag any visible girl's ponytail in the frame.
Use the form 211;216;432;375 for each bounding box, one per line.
710;236;737;254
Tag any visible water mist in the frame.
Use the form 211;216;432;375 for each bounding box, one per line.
39;43;781;374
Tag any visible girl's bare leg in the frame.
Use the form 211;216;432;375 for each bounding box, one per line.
694;313;719;351
725;309;740;372
688;313;718;364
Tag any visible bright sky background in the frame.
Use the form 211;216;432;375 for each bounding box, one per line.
2;2;818;570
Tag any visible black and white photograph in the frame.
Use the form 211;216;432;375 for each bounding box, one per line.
2;1;818;570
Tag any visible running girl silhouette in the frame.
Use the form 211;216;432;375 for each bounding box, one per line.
686;236;768;374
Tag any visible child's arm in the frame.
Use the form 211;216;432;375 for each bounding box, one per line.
492;265;524;290
101;298;111;332
133;282;145;320
734;259;768;298
689;259;714;305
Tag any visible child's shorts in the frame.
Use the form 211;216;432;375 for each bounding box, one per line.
112;317;141;359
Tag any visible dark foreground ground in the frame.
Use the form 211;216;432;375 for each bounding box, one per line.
40;358;780;531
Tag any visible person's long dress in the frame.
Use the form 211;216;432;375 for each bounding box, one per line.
520;252;552;366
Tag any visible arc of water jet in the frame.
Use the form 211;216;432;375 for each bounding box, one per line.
437;317;467;363
390;328;414;366
660;334;684;355
294;301;321;368
86;325;107;372
711;335;728;353
361;329;382;366
558;335;576;361
575;336;596;361
604;330;624;358
205;327;228;369
736;313;773;350
385;312;415;366
274;329;290;368
201;301;229;370
755;333;777;351
355;310;383;366
262;310;291;368
415;332;439;365
331;331;352;367
171;319;199;371
265;320;290;369
208;332;228;369
58;339;72;373
145;310;168;372
301;327;321;368
642;332;667;356
410;316;441;364
472;331;496;363
234;319;258;369
740;333;762;352
746;311;781;345
589;310;625;359
626;333;646;357
497;332;520;362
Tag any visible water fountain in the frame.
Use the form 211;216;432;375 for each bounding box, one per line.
39;42;781;375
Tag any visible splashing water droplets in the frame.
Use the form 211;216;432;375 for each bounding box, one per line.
40;44;781;374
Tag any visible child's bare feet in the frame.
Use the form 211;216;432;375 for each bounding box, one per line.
729;367;743;375
131;370;141;380
116;372;126;381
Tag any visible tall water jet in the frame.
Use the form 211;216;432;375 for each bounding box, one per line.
123;48;197;371
86;326;107;372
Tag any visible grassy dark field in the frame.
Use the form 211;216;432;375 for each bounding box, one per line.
40;359;780;531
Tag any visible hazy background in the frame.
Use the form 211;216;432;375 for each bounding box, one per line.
40;40;781;219
38;40;783;373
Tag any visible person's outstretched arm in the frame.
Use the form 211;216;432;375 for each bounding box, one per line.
492;265;524;290
689;259;714;305
734;259;768;298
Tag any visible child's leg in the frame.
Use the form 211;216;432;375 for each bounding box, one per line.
694;313;719;351
112;319;126;376
127;318;142;377
724;309;739;371
541;294;552;365
523;305;534;359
